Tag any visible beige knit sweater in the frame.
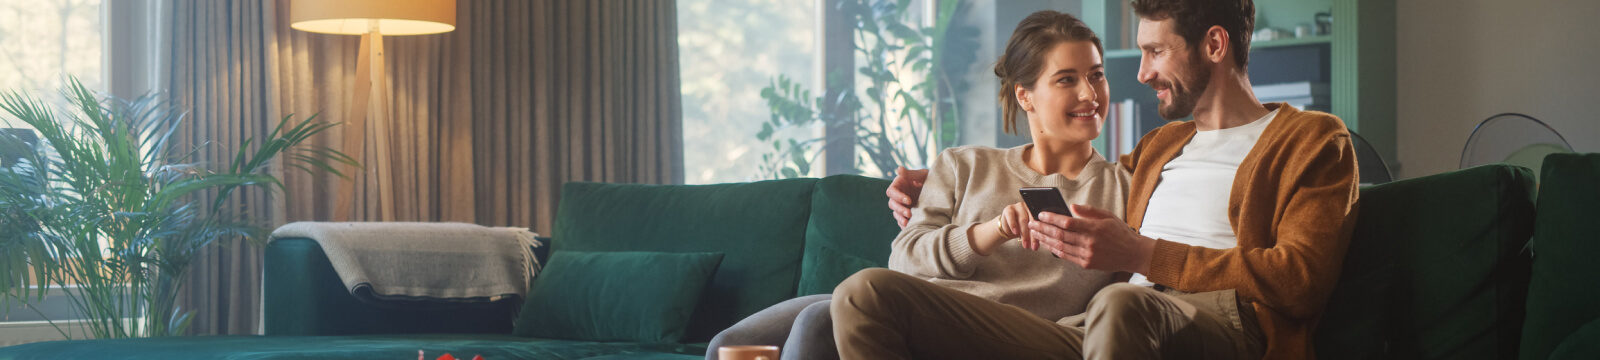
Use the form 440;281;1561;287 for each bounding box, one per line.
890;144;1131;321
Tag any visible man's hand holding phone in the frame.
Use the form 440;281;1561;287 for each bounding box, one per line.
1018;187;1073;252
887;167;929;228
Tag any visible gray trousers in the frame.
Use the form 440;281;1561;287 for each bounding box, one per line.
707;294;839;360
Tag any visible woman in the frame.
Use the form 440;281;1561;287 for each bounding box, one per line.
707;10;1129;360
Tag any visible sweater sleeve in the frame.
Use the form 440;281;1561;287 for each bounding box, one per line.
888;149;983;279
1145;129;1360;321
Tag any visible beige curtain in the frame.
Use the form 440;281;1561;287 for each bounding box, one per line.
463;0;685;231
266;2;479;224
270;0;684;232
163;0;274;336
166;0;683;335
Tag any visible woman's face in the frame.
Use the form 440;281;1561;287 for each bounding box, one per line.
1017;41;1108;145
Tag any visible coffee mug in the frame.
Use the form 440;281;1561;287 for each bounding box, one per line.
718;345;780;360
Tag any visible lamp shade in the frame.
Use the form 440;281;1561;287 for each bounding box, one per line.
289;0;456;35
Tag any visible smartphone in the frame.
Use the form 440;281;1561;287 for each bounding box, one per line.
1019;187;1073;220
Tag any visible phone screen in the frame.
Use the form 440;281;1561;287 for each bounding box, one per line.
1019;187;1072;220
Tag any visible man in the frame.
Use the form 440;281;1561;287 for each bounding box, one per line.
844;0;1360;359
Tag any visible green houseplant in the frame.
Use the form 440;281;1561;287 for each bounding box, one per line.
756;0;976;179
0;78;356;338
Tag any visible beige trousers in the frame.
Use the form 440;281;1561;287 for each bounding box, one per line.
831;268;1265;360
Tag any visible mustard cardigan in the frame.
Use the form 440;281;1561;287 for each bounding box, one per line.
1120;103;1361;360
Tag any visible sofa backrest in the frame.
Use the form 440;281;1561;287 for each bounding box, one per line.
553;179;818;342
1520;153;1600;360
1316;164;1536;360
551;165;1546;357
797;175;899;296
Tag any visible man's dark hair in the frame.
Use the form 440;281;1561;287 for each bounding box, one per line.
1132;0;1254;69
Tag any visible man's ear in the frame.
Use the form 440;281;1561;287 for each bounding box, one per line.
1204;25;1229;65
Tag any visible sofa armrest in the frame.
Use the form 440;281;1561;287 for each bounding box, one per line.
263;238;519;335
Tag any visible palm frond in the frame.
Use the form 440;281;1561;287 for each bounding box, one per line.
0;76;358;338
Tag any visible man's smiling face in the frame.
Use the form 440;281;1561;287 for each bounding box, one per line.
1136;18;1212;120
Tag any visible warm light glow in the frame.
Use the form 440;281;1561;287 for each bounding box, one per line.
289;0;456;35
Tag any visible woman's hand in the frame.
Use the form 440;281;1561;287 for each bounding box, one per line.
999;201;1036;250
971;202;1033;256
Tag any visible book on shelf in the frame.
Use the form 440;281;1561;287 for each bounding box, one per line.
1121;0;1135;49
1105;98;1137;159
1253;81;1330;112
1119;98;1136;157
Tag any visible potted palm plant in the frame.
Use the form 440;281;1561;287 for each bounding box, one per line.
0;78;356;338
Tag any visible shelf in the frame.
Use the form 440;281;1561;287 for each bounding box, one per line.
1253;35;1334;49
1081;0;1393;165
1103;35;1333;60
1103;48;1139;60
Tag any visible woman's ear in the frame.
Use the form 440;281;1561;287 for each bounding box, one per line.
1015;84;1033;112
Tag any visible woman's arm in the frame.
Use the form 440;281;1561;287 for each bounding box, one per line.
887;149;1023;279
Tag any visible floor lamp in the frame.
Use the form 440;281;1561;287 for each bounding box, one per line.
289;0;456;221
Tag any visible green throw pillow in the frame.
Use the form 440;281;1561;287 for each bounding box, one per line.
513;251;725;343
796;175;897;296
798;244;883;296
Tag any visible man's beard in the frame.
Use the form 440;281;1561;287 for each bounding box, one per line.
1155;50;1212;120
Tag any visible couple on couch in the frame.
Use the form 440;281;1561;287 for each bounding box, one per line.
712;0;1359;359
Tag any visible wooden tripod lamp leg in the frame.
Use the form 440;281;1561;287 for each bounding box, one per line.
332;28;380;222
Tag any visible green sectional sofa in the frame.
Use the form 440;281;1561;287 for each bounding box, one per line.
2;157;1597;359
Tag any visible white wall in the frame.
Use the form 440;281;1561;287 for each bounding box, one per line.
1396;0;1600;179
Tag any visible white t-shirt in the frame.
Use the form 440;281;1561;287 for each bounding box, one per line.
1130;108;1279;287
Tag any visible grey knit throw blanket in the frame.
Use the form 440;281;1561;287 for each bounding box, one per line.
270;222;542;303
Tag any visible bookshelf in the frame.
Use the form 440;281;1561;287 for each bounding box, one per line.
1082;0;1396;167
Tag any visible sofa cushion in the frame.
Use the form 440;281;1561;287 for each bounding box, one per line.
514;251;725;343
0;334;708;360
1520;153;1600;360
797;175;899;296
553;179;817;342
1315;164;1535;360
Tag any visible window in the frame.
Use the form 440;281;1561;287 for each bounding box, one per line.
0;0;105;344
681;0;977;183
0;0;104;130
678;0;818;184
